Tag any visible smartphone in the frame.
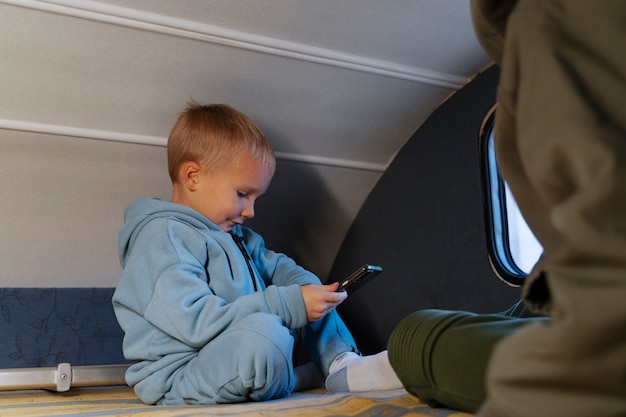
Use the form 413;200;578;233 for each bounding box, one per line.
336;264;382;293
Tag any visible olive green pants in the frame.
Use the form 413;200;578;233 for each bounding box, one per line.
387;302;543;413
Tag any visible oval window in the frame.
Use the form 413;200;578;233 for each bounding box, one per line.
480;107;542;286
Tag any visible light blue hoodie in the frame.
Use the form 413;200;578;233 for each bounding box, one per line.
112;198;319;404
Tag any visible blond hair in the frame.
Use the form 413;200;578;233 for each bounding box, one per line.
167;102;275;182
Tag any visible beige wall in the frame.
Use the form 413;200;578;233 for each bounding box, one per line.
0;0;490;287
0;130;379;287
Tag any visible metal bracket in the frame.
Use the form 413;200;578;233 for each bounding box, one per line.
56;363;72;391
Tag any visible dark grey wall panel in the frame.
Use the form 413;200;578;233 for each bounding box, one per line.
330;65;522;354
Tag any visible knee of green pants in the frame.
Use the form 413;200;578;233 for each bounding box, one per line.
388;309;533;412
388;309;475;408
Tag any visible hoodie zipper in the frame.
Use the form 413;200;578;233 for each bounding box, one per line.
229;231;258;292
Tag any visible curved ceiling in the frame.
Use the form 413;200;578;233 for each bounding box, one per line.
1;0;491;170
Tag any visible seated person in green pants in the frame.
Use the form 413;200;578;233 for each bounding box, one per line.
388;2;626;416
387;300;544;413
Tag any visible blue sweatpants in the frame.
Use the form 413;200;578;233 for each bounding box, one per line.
160;311;356;405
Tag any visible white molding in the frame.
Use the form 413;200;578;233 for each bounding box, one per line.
1;0;468;89
0;118;166;146
0;119;388;172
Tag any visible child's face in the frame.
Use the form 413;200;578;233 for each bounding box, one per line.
190;151;273;232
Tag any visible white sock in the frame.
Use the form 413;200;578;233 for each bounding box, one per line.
328;351;360;375
325;350;404;392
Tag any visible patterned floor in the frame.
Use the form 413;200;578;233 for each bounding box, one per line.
0;386;473;417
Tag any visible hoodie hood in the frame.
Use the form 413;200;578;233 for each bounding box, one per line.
118;198;223;267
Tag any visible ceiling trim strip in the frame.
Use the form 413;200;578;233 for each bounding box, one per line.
0;118;388;172
2;0;467;89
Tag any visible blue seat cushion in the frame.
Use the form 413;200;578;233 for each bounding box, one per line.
0;288;127;369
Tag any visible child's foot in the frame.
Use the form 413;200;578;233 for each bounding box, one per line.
325;350;404;392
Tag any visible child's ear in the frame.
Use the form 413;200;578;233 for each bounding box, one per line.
179;161;203;191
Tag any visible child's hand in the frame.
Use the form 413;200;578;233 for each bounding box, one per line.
301;282;347;322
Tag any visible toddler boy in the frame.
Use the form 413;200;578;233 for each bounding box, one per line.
112;103;401;405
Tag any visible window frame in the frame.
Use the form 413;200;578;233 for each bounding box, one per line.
479;105;528;287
